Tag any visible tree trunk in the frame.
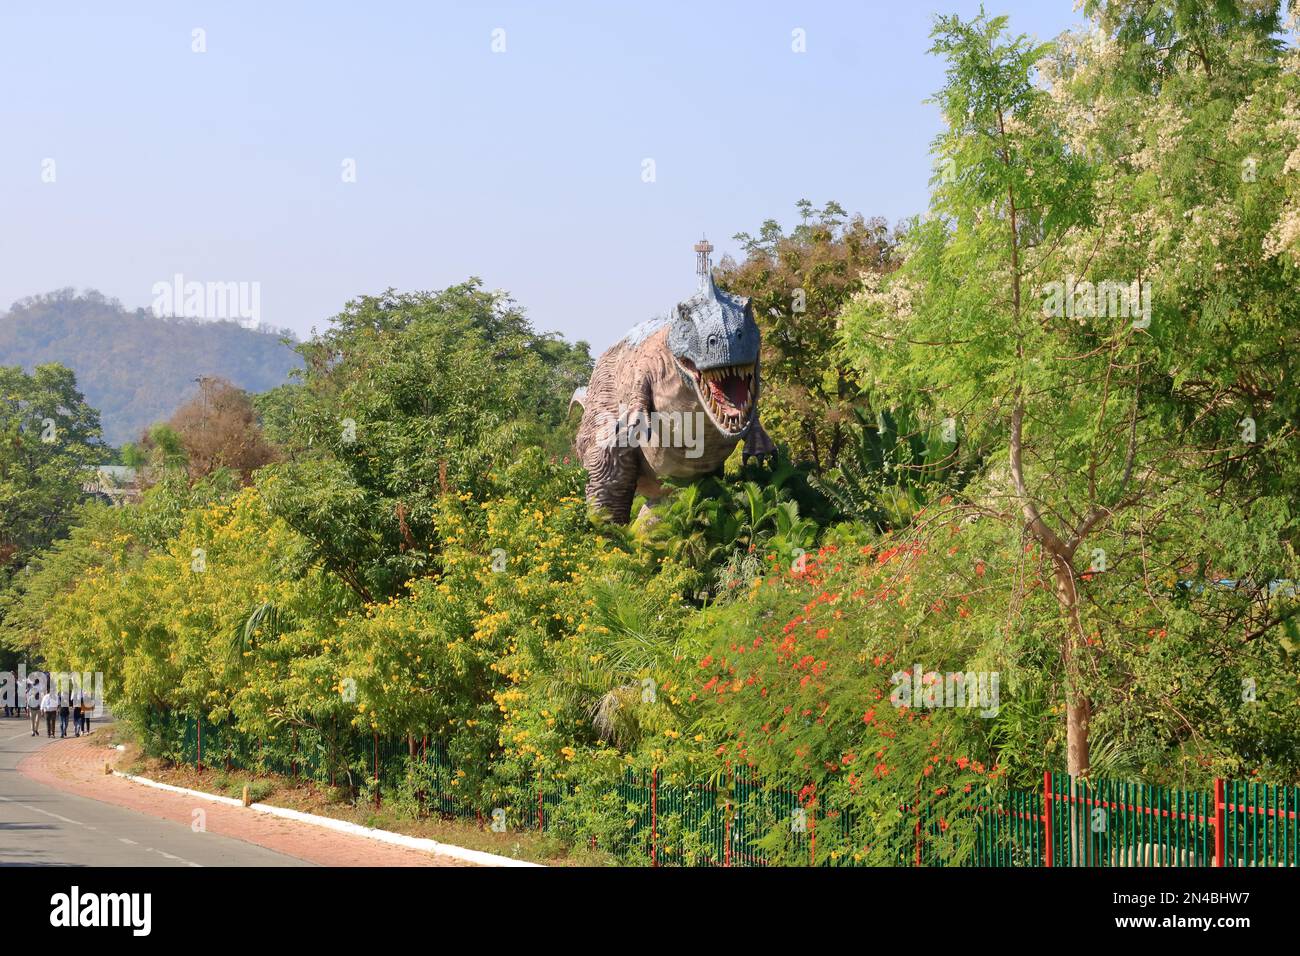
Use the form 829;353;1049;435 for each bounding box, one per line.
1053;557;1092;864
1066;696;1091;777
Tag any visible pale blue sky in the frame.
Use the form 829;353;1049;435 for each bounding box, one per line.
0;1;1084;353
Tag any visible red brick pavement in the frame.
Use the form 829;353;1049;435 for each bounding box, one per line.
18;733;474;867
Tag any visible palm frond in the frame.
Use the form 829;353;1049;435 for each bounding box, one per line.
228;601;281;665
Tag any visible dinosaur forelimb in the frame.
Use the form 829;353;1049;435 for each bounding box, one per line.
742;413;776;465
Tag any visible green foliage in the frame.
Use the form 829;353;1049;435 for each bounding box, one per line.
1082;0;1285;91
840;6;1300;778
809;408;978;530
255;282;592;603
648;452;823;596
0;363;106;631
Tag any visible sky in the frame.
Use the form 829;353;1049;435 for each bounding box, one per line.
0;0;1087;355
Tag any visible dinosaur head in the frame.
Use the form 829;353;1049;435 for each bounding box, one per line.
668;274;760;436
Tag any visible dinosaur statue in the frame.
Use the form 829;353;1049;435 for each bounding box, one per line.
572;242;774;523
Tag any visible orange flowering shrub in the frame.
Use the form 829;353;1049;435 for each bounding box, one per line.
684;526;1025;864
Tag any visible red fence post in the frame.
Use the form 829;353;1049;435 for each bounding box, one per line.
373;731;380;808
1213;777;1226;867
651;769;659;868
809;804;816;867
912;780;924;866
723;765;733;867
537;772;544;832
1043;771;1053;868
196;715;203;772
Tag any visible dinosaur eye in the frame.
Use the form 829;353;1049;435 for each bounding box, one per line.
707;335;718;349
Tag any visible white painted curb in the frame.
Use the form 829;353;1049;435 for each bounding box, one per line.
111;770;543;868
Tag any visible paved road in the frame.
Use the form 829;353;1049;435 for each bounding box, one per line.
0;717;311;867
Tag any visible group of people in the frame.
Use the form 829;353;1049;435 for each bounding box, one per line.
11;678;95;739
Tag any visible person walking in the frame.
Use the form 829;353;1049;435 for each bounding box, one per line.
26;681;42;736
40;688;57;737
70;685;83;738
80;686;94;734
57;686;71;738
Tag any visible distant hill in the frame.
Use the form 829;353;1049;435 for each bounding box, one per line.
0;289;302;446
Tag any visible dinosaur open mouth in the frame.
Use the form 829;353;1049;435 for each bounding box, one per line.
681;360;756;432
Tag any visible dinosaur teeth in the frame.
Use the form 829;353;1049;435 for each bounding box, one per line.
695;363;758;433
699;363;756;381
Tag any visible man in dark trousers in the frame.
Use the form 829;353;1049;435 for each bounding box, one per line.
71;684;83;738
57;685;71;737
40;688;57;737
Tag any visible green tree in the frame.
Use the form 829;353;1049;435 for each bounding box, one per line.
841;6;1300;803
1082;0;1284;89
1;470;241;654
0;364;105;588
255;282;592;603
716;202;896;471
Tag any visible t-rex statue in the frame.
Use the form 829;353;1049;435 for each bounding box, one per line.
572;242;774;523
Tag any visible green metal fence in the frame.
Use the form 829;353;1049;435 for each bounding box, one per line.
145;710;1297;867
1046;774;1213;867
1219;780;1300;867
1041;773;1300;867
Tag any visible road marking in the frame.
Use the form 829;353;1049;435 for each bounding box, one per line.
22;804;84;826
0;794;203;866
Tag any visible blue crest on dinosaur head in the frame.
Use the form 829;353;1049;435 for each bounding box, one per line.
668;274;760;436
